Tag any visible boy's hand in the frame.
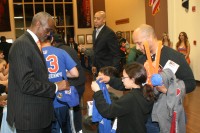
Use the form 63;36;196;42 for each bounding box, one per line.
91;81;100;92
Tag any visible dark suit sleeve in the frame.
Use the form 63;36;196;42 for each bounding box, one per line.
160;47;196;93
174;55;196;93
9;39;55;98
107;31;121;70
93;90;132;118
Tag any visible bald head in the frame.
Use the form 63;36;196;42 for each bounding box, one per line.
133;24;158;54
96;11;106;18
134;24;156;39
94;11;106;28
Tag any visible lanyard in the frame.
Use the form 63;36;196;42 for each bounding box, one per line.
144;41;162;85
144;41;162;74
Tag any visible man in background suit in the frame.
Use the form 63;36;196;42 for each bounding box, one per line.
92;11;121;75
66;37;78;52
7;12;69;133
0;36;12;63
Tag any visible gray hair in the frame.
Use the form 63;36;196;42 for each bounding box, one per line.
31;12;52;26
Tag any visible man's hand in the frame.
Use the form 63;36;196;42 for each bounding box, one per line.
78;44;85;53
96;75;110;83
155;85;167;94
56;80;70;91
0;100;7;107
92;67;97;75
0;95;7;101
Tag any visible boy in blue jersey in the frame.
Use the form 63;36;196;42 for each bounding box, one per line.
41;34;79;133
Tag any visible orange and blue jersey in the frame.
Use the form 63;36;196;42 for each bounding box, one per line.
42;46;77;108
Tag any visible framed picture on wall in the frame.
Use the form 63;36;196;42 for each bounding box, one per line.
77;35;85;44
125;31;130;43
86;34;93;44
131;30;134;44
121;32;125;39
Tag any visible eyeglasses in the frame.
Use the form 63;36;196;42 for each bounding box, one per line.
121;77;129;80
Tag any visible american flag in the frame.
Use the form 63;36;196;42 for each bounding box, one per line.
149;0;160;15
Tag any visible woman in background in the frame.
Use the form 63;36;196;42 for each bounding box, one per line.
176;32;190;64
162;32;173;48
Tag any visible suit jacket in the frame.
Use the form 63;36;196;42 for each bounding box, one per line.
66;42;78;52
7;31;56;130
92;25;120;71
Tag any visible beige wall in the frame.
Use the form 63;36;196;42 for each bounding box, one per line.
105;0;146;45
0;0;15;40
168;0;200;80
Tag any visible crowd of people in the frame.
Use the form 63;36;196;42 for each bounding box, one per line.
0;10;196;133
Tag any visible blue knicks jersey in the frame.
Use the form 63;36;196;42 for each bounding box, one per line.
42;46;77;108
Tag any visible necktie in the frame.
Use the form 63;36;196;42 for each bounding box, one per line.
70;43;74;48
95;29;99;39
37;40;42;52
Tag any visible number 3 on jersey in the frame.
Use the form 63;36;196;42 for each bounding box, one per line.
46;54;59;73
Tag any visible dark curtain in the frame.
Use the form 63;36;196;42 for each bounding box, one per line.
0;0;11;32
77;0;91;28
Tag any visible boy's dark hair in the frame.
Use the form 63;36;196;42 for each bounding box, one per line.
119;38;126;44
116;31;122;35
53;33;63;43
45;32;63;44
119;38;126;47
99;66;119;77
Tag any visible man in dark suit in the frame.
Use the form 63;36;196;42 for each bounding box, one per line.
92;11;121;74
66;37;78;52
0;36;12;63
7;12;69;133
